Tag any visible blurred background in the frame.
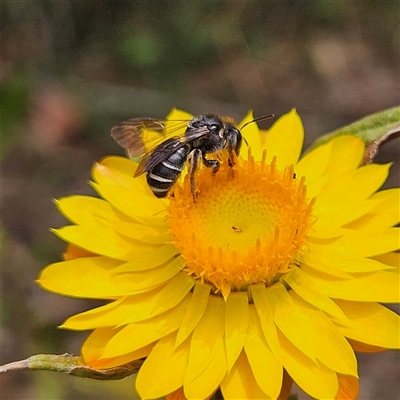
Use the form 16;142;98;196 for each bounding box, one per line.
1;1;399;399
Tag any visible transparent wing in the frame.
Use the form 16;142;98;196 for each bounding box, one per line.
111;118;190;159
135;124;215;176
134;137;184;176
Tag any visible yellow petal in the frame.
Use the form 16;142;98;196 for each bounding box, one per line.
93;156;139;188
225;292;249;372
372;251;400;267
278;330;339;399
336;374;359;400
295;140;332;185
166;108;193;122
312;198;381;232
102;218;171;245
264;109;304;170
278;370;294;400
101;293;191;358
185;296;225;384
63;243;95;260
220;351;270;399
109;268;193;296
91;182;166;224
82;327;121;364
244;305;283;398
90;348;151;370
344;188;400;231
347;339;385;353
299;251;354;279
338;228;400;257
317;163;391;210
323;135;365;179
239;110;263;160
37;257;130;299
93;156;170;209
302;264;400;302
306;225;348;240
136;332;189;399
55;196;118;226
302;241;393;273
175;282;211;348
184;340;227;400
165;388;187;400
267;283;317;362
332;300;400;349
290;291;358;377
301;173;330;201
283;267;348;321
110;258;183;295
82;326;155;369
249;284;280;359
62;297;125;330
111;246;180;273
118;271;194;324
52;225;154;261
63;273;191;330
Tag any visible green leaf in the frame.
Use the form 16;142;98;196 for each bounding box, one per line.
308;106;400;163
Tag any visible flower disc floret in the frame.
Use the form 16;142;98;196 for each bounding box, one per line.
169;150;315;298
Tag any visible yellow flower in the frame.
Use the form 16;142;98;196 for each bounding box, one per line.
38;109;400;399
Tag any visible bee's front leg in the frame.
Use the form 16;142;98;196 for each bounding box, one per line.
226;147;238;181
188;149;202;202
202;156;220;175
227;148;237;168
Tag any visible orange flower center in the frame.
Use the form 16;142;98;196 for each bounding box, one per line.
168;150;315;298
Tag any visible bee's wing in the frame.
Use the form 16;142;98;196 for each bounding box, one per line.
182;125;213;141
135;125;212;177
111;118;189;159
134;137;184;176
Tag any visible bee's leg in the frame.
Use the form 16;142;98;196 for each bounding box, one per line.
225;146;238;181
227;147;237;168
188;149;202;202
202;156;220;175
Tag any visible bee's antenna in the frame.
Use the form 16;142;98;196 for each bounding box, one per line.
240;114;275;131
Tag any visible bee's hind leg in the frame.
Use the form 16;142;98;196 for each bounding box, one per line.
188;149;203;202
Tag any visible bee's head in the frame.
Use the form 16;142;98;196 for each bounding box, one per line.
193;114;239;137
189;114;242;155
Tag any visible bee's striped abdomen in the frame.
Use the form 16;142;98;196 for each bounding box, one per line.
146;146;189;198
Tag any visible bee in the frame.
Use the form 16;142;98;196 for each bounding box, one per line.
111;113;273;201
